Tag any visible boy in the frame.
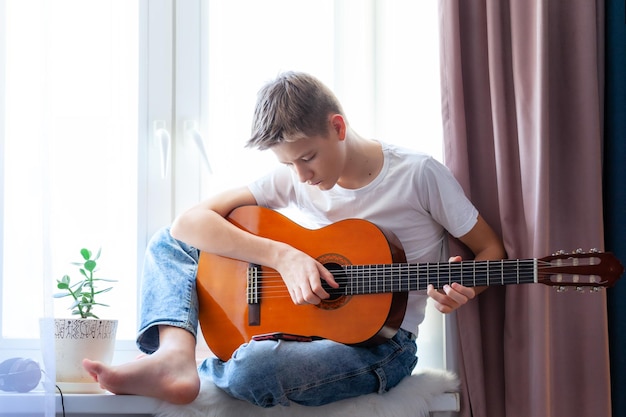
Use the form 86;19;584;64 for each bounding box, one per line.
84;72;505;406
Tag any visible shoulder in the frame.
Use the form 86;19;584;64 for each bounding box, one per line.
381;141;436;169
379;141;449;181
247;165;297;209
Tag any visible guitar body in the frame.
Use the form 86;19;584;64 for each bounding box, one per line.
196;206;408;361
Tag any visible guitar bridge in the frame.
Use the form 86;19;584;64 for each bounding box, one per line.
247;264;260;326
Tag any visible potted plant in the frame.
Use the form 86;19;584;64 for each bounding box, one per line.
53;248;118;393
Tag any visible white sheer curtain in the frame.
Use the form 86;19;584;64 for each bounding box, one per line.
1;2;138;414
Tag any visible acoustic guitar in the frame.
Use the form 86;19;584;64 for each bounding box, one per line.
196;206;623;361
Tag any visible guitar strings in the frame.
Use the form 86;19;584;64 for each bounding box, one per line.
239;260;599;299
247;261;562;285
249;260;550;283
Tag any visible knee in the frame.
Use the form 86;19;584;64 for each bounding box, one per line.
146;226;175;256
146;226;199;263
210;342;290;407
150;225;172;242
229;340;281;384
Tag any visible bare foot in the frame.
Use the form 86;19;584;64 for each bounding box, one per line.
82;327;201;404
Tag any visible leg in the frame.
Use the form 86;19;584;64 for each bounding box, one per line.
83;227;201;404
203;329;418;407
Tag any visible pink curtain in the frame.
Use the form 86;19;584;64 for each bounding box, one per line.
438;1;610;416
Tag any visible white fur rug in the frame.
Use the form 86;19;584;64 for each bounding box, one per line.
155;369;459;417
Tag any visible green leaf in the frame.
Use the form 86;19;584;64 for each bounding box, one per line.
80;248;91;260
53;292;70;298
93;278;117;283
81;281;94;289
92;302;110;307
84;260;97;272
68;281;83;291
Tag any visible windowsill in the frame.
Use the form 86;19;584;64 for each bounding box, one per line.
0;391;161;416
1;391;459;415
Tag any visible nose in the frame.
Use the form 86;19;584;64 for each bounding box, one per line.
293;163;313;183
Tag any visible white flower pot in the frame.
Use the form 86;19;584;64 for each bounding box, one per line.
54;318;118;393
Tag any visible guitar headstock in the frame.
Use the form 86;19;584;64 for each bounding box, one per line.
538;249;624;290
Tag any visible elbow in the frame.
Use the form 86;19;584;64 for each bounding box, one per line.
170;215;189;242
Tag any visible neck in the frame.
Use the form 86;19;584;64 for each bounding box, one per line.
329;259;539;295
337;131;383;189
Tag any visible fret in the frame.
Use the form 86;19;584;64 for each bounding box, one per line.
473;261;476;288
383;264;388;293
358;265;363;294
374;265;378;294
393;264;398;292
381;264;387;293
449;262;460;287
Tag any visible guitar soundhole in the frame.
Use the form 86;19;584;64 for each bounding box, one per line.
317;261;351;310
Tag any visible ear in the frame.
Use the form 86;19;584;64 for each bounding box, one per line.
329;114;347;141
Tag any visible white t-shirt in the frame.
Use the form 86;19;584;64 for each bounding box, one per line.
247;141;478;336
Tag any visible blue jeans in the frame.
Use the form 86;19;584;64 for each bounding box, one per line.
137;227;418;407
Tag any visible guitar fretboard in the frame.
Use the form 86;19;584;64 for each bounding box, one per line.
334;259;538;295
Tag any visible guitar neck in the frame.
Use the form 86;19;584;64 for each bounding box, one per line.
337;259;538;295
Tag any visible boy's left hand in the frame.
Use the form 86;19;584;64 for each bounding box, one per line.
426;256;477;313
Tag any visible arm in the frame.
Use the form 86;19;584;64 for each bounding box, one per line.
427;214;506;313
170;187;337;305
171;186;261;256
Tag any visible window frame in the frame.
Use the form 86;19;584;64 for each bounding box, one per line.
0;0;7;348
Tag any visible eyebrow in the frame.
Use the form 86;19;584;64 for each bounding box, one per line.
278;149;315;165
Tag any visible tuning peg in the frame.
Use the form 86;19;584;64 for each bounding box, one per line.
589;248;600;253
574;248;584;254
556;286;568;293
554;250;567;256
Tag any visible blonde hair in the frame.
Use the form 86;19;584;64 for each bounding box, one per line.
247;72;345;150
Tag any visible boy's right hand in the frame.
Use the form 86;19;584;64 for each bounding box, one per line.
274;245;339;305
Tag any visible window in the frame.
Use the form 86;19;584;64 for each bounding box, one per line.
203;0;443;194
1;0;444;370
1;0;142;362
200;0;444;369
